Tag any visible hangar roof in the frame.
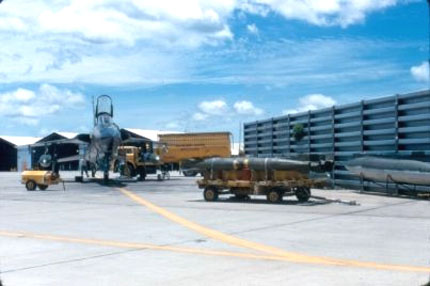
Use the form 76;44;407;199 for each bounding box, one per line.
0;136;41;147
37;132;80;143
124;128;182;142
55;132;79;139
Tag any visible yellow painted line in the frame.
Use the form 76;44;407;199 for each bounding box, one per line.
0;230;309;263
118;187;430;273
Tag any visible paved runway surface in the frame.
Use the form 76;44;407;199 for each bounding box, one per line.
0;172;429;286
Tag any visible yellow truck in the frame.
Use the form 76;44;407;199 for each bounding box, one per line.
117;146;167;181
158;132;231;176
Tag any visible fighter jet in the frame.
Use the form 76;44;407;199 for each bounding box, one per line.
82;94;123;181
32;95;151;183
344;156;430;186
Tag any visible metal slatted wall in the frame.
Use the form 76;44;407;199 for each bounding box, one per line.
244;90;430;193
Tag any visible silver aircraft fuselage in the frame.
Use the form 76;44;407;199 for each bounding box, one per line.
84;113;122;173
345;157;430;185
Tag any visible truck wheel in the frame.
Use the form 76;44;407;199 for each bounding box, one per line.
38;185;48;191
267;189;283;203
296;187;311;202
204;187;218;202
26;180;37;191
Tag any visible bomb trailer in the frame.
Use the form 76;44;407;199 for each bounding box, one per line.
192;157;332;203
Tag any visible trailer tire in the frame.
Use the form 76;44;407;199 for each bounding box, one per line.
204;187;218;202
267;189;283;203
26;180;37;191
296;187;311;202
38;184;48;191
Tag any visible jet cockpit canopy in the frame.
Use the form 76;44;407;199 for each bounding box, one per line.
95;95;113;118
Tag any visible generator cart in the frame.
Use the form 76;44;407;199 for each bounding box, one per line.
21;170;61;191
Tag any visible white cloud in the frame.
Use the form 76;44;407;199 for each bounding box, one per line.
0;0;408;86
248;0;401;27
192;99;264;122
411;62;429;82
0;84;85;125
247;23;259;34
192;112;209;121
2;0;235;47
234;100;263;115
283;94;336;114
198;100;228;115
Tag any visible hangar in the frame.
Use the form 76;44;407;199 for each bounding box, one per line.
0;136;40;171
16;129;171;172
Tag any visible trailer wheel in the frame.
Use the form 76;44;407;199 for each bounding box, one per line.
204;187;218;202
38;185;48;191
267;189;283;203
25;180;37;191
296;187;311;202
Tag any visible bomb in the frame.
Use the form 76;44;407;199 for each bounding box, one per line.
184;157;332;174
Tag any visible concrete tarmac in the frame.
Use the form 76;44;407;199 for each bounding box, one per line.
0;172;429;286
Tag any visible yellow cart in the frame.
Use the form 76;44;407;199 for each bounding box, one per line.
21;171;61;191
197;169;328;203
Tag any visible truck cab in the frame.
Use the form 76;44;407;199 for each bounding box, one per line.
117;146;164;180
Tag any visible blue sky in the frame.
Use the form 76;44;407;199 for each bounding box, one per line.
0;0;429;140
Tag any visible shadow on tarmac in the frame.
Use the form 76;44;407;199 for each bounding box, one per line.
188;197;331;207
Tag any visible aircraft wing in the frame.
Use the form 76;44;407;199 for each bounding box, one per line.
57;155;82;163
121;137;153;145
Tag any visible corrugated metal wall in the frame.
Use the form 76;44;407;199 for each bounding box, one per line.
244;90;430;193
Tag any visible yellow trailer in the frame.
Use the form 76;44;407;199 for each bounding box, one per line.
21;171;61;191
197;169;328;203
